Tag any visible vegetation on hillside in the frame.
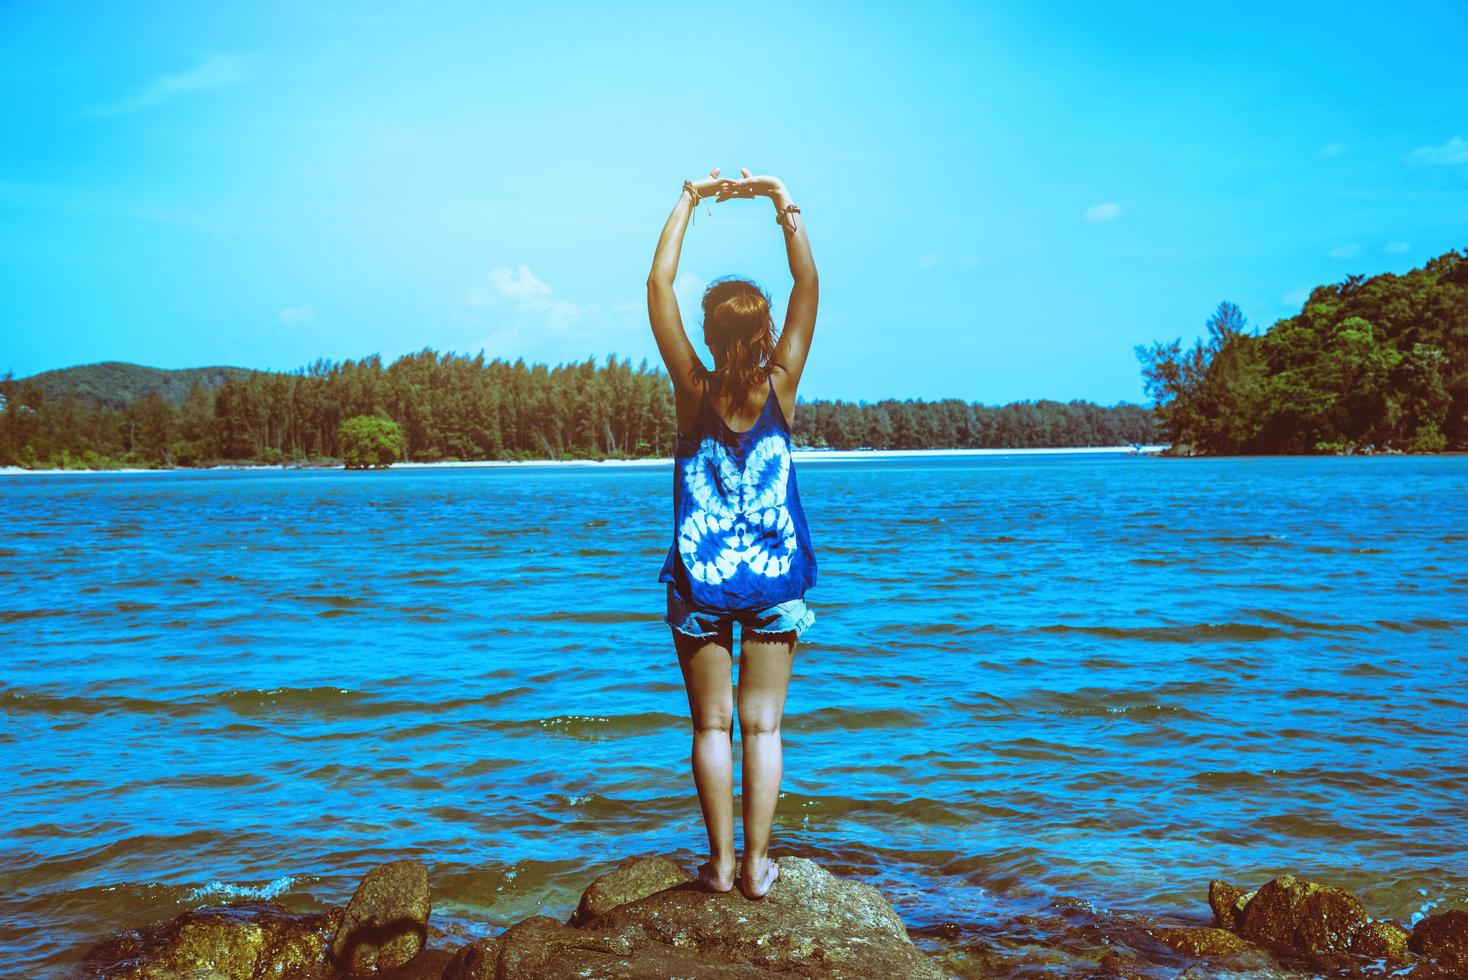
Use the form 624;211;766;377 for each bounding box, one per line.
0;352;1155;470
1137;249;1467;454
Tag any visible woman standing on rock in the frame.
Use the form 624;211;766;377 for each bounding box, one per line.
647;166;819;900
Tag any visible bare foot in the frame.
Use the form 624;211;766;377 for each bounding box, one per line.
697;860;735;893
738;858;779;900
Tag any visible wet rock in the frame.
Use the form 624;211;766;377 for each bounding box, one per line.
1235;874;1376;956
80;900;342;979
440;936;504;980
1207;879;1251;931
1096;950;1150;979
495;856;946;978
1354;917;1410;962
375;946;459;979
330;859;432;975
566;853;692;927
1409;909;1468;972
1155;924;1251;958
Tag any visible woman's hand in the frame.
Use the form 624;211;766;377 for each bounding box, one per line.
727;167;786;200
686;167;731;201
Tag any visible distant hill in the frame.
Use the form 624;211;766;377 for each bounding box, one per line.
16;361;257;410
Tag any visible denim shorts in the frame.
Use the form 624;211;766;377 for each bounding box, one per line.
664;583;815;640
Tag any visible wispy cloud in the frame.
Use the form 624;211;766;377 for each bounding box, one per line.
486;265;552;300
1409;135;1468;165
83;53;254;118
1329;243;1363;259
1281;288;1311;308
1383;241;1411;255
915;252;942;269
1319;143;1348;158
468;265;586;332
1083;202;1121;223
280;305;316;325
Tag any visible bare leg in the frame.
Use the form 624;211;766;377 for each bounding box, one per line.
674;626;736;891
736;628;796;897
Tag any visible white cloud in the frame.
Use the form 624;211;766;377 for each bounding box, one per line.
1383;241;1411;255
1329;243;1363;259
467;265;587;334
1319;143;1348;158
1083;202;1121;223
1409;135;1468;165
83;53;254;118
279;304;316;325
915;252;942;269
486;265;552;299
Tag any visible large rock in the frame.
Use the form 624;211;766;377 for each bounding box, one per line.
485;856;946;979
568;854;692;927
330;859;432;975
1212;873;1410;967
1409;909;1468;972
79;901;342;979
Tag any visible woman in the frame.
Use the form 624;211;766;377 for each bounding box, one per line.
646;166;819;900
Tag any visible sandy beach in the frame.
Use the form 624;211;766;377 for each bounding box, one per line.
0;445;1168;476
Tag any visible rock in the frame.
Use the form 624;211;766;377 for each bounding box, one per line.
441;937;504;980
330;858;432;976
567;854;692;927
376;946;459;979
1155;924;1251;958
1409;909;1468;972
1354;917;1410;962
1097;950;1149;979
1235;874;1376;957
492;856;946;978
1207;879;1251;931
79;901;342;979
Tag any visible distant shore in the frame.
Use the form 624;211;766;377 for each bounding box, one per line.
0;445;1169;476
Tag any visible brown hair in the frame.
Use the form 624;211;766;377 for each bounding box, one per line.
697;276;776;398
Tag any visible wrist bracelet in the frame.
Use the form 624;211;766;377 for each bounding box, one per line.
777;203;800;231
683;179;710;225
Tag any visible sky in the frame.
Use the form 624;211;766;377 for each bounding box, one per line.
1;1;1465;405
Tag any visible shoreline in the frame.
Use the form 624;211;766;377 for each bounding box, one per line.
0;445;1168;476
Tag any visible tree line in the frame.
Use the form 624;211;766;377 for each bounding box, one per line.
0;352;1156;469
1137;248;1467;454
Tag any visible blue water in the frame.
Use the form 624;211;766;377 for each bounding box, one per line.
2;454;1466;976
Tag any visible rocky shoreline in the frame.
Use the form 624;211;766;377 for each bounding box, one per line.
78;856;1468;978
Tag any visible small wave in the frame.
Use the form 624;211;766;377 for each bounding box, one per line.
535;712;679;740
790;707;928;731
0;608;71;623
186;875;296;903
524;610;650;625
1032;622;1292;642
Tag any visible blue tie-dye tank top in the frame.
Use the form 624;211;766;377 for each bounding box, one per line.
658;375;817;614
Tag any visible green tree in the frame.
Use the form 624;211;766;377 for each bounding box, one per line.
338;415;403;469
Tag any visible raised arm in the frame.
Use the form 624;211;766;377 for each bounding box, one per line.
647;168;732;393
741;170;818;391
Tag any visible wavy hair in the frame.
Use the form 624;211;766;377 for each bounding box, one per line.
697;276;776;398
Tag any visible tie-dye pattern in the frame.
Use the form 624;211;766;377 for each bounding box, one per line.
658;376;817;613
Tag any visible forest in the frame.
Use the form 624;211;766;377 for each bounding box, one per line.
0;355;1156;470
1137;248;1467;454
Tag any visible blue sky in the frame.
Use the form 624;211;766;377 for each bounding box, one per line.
2;1;1464;404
